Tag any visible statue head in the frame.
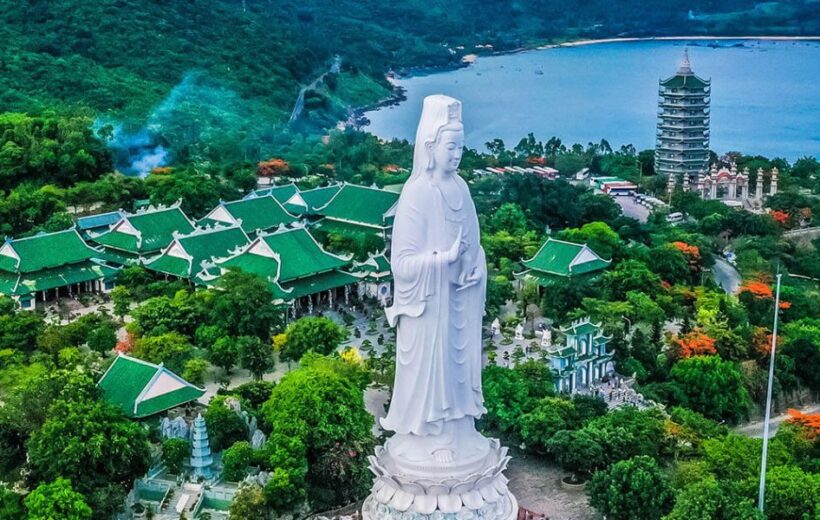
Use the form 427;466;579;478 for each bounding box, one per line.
411;95;464;180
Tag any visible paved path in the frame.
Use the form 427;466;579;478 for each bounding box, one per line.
711;256;741;294
506;453;600;520
734;403;820;439
612;195;650;223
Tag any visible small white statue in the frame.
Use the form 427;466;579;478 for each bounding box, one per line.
541;327;552;347
491;318;501;337
514;323;524;341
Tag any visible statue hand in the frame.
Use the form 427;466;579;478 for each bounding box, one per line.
445;226;465;264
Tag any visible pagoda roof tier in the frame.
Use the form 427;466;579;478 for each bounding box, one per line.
519;238;610;278
198;195;297;234
90;204;195;256
314;183;399;229
0;228;102;274
659;74;710;89
98;354;205;418
144;225;249;279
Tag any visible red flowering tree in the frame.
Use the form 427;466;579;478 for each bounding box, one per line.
738;280;773;299
770;210;790;227
257;158;290;177
786;409;820;439
675;329;717;358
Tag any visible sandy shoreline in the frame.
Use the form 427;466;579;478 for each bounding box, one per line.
538;35;820;49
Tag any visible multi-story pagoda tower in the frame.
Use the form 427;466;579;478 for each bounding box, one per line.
190;414;213;480
656;49;711;192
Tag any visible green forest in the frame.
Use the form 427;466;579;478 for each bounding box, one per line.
2;0;819;167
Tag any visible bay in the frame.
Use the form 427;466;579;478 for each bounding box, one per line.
362;39;820;161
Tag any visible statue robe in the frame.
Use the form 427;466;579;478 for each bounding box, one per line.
381;173;487;436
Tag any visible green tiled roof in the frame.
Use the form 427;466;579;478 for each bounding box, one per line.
313;218;388;241
521;238;610;277
282;270;361;300
660;73;710;90
0;229;96;273
145;226;248;279
300;185;341;211
98;354;205;419
315;184;399;228
92;206;194;255
76;211;125;232
202;196;297;234
351;252;391;281
15;261;118;295
259;227;349;282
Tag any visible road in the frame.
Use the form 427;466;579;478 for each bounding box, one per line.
612;195;650;223
735;403;820;439
711;256;741;294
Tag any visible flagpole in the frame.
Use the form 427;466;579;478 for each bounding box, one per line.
758;273;782;513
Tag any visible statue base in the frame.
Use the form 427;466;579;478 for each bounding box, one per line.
362;437;517;520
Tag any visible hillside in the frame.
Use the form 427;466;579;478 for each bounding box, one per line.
1;0;818;167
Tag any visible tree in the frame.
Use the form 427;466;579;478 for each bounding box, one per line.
603;259;662;300
25;401;151;517
546;428;606;477
262;361;373;509
131;332;194;374
519;397;576;452
238;336;275;381
0;485;23;520
649;244;691;284
182;358;208;386
212;270;283;340
703;434;793;481
513;359;554;400
490;203;528;234
110;286;131;322
24;478;92;520
480;365;531;435
86;323;117;354
208;336;239;374
665;476;763;520
281;317;348;363
558;222;622;260
222;441;254;482
204;397;248;452
762;465;820;520
669;356;752;423
589;457;673;520
231;380;276;413
162;438;189;475
229;482;268;519
674;329;717;359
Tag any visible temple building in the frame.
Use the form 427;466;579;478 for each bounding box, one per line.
312;183;399;248
544;317;614;393
198;225;361;313
689;164;779;208
90;203;195;263
350;251;393;304
198;195;298;235
517;238;610;285
0;229;119;309
98;354;205;419
143;225;250;281
656;49;711;191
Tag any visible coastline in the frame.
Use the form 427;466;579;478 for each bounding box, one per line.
539;35;820;49
348;34;820;132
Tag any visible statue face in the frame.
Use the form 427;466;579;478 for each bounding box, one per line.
431;127;464;175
